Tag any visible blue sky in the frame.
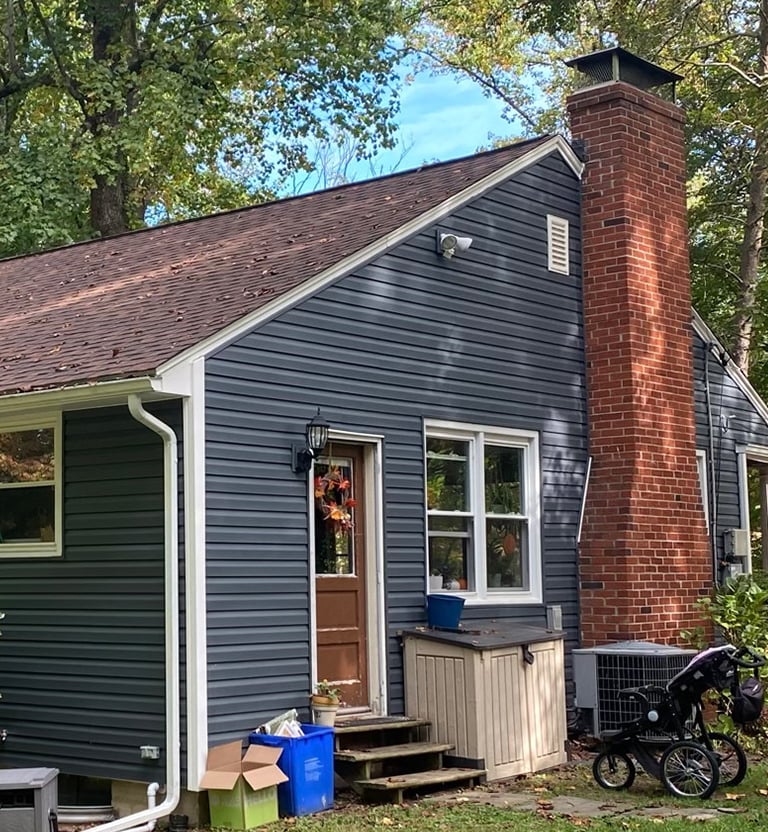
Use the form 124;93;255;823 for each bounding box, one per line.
353;71;518;177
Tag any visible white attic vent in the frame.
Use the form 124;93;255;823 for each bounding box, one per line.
547;215;570;275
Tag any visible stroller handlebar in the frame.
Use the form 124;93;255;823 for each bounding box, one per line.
732;646;766;669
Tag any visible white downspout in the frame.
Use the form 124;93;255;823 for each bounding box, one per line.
88;396;181;832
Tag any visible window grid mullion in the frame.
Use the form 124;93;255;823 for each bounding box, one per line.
473;432;487;596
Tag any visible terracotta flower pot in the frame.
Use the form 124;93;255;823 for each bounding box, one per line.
310;694;337;707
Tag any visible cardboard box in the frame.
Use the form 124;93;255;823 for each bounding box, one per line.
200;740;288;829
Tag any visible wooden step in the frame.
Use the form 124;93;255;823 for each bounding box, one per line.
354;767;486;803
334;716;429;735
334;716;431;753
335;741;452;763
335;741;453;786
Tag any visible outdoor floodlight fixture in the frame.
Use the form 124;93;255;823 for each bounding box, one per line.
437;229;474;259
292;408;330;473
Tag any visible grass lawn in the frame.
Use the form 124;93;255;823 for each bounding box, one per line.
255;758;768;832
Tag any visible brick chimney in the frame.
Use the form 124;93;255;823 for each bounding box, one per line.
567;48;712;646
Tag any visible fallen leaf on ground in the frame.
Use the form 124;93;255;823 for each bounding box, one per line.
724;793;745;801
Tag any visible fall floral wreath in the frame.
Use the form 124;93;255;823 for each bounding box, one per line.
314;466;356;532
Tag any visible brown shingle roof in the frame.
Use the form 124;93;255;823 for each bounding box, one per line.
0;137;550;396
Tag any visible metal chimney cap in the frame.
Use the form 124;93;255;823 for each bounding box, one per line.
565;46;683;92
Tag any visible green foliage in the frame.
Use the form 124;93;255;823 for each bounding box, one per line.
0;0;405;252
411;0;768;391
691;575;768;752
698;574;768;657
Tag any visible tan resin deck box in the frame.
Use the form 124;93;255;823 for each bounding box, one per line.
403;625;567;780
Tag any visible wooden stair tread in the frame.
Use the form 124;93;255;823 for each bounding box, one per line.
356;767;486;791
335;741;452;763
334;717;430;735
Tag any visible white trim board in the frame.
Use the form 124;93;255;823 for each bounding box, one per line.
158;136;583;377
309;430;387;716
183;358;209;791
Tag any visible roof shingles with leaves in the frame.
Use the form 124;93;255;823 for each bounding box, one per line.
0;137;547;397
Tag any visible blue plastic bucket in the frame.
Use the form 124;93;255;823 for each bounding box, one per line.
426;594;465;628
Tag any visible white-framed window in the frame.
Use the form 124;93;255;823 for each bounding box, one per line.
696;449;709;532
424;420;542;604
0;417;62;557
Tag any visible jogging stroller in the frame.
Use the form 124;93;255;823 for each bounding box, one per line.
592;644;765;799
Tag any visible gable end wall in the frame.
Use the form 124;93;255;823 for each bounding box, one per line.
203;153;587;738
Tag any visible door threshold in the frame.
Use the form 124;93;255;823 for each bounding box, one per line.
339;706;374;718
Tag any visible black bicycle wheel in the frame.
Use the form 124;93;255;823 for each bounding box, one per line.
593;751;636;790
706;732;748;787
660;740;720;799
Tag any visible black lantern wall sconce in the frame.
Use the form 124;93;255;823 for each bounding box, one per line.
292;408;330;473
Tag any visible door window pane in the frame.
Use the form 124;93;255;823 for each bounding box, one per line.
314;460;355;575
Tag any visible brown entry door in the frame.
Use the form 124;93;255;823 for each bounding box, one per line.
314;444;368;709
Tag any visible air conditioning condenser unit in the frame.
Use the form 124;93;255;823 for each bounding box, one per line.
573;641;696;737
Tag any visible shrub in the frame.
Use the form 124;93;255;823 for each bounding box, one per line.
692;576;768;754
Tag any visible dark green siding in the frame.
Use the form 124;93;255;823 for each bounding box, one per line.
205;153;586;740
0;402;180;780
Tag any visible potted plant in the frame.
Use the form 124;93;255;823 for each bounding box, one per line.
428;569;444;592
311;680;341;727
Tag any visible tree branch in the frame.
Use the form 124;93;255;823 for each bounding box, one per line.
413;46;539;130
26;0;85;103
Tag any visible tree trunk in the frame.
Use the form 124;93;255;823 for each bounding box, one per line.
90;172;130;238
731;0;768;374
732;139;768;374
86;1;135;238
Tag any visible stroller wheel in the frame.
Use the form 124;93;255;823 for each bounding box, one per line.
706;732;747;787
660;740;720;799
593;751;636;790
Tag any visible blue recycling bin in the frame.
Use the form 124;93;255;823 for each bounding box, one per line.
249;724;334;816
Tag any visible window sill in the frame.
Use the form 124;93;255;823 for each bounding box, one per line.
428;589;542;606
0;543;61;559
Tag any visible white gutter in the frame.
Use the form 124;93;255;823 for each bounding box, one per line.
88;396;181;832
0;376;191;420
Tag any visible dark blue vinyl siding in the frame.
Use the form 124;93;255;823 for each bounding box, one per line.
0;402;181;781
205;153;586;738
693;335;768;562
